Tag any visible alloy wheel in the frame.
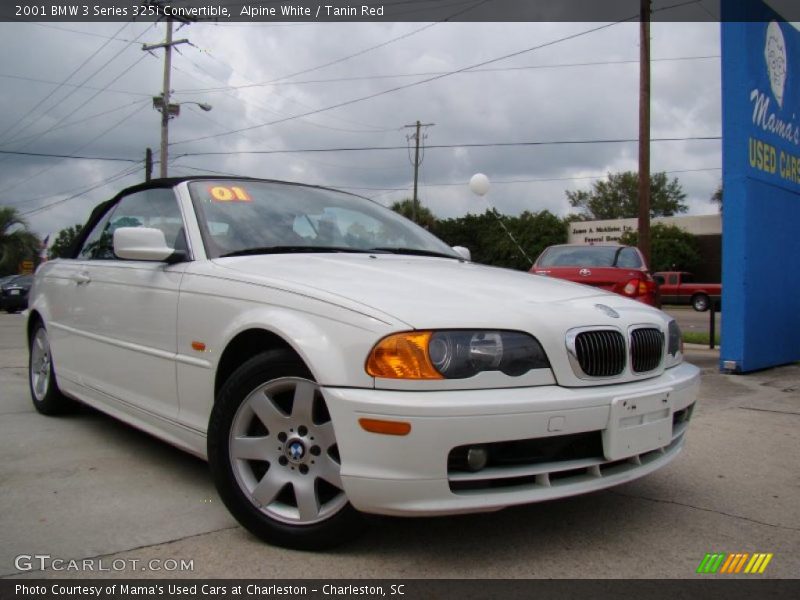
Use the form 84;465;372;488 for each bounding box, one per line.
30;328;52;402
228;377;346;525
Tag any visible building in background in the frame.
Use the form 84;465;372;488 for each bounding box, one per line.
567;214;722;282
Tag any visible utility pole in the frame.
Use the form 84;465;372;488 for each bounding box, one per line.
638;0;652;266
143;19;189;178
404;120;434;223
145;147;153;181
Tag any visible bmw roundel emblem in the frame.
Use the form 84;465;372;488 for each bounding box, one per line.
289;441;305;460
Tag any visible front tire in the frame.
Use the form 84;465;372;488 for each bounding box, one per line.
692;294;709;312
208;350;366;550
29;323;73;415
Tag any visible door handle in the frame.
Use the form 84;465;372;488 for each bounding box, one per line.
73;272;91;285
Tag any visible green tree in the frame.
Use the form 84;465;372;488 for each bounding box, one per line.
432;209;567;271
49;224;83;259
0;206;41;276
619;223;700;272
390;198;437;229
567;171;688;220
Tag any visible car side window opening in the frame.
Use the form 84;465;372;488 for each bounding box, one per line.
668;274;678;285
77;210;115;260
78;188;186;260
616;247;643;268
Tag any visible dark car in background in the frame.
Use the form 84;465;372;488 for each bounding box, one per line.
531;244;659;306
1;275;34;313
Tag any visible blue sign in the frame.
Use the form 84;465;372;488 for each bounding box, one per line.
721;0;800;372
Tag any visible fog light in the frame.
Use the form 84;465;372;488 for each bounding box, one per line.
466;446;488;471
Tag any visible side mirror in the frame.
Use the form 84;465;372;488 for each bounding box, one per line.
113;227;186;263
452;246;471;261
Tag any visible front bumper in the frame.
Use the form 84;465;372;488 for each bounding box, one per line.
1;294;28;311
322;361;699;516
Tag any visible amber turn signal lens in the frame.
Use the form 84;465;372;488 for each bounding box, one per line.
365;331;443;379
359;418;412;436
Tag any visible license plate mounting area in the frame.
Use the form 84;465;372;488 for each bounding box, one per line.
602;390;673;461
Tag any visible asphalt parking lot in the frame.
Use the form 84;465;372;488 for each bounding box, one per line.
1;311;798;579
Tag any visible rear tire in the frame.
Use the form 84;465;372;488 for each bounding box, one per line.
691;294;709;312
29;323;73;415
208;350;366;550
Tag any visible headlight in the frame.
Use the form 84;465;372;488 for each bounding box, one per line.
666;320;683;368
366;330;550;379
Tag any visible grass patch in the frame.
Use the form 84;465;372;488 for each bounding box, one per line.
683;331;721;346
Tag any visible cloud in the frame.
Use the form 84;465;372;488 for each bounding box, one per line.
0;19;722;236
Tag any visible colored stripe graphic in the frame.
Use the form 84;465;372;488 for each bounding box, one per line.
697;553;726;573
697;552;773;574
744;553;774;574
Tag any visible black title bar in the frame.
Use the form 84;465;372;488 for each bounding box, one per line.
4;0;800;22
2;580;800;600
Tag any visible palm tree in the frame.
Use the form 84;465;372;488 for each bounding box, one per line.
0;206;42;276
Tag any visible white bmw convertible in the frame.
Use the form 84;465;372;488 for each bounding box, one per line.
27;177;699;549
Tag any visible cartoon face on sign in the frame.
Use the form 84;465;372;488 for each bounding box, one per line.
765;21;787;108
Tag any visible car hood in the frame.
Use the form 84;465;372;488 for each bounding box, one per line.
211;253;658;328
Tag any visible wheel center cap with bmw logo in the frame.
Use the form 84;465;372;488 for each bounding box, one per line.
286;439;306;463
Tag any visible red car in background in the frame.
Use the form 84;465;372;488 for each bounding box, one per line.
530;244;659;306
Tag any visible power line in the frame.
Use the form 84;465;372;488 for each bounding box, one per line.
167;162;722;196
178;54;720;93
182;24;431;132
174;4;494;134
0;26;155;151
175;136;721;157
171;19;634;147
19;162;145;217
2;53;150;156
0;150;140;162
0;21;133;145
254;0;488;85
2;99;149;147
21;22;150;43
366;167;724;192
172;57;391;134
3;103;149;196
0;72;152;98
2;135;720;166
177;106;378;175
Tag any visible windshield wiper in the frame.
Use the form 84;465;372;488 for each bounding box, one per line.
218;246;376;258
369;247;459;259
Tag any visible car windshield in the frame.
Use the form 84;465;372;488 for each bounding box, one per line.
538;246;643;268
3;275;30;287
188;180;458;260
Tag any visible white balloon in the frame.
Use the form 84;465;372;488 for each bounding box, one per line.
469;173;490;196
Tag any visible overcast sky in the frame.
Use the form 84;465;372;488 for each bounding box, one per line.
0;7;748;238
